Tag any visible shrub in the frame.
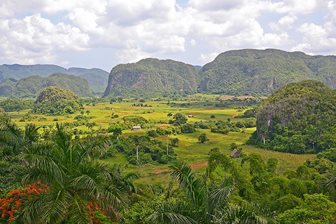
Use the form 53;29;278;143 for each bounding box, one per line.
181;124;195;133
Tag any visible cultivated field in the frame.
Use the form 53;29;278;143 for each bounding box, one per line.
6;97;316;185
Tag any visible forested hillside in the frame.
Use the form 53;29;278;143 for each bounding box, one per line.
67;67;109;92
103;58;200;97
0;73;91;97
3;49;336;98
33;86;81;115
250;80;336;153
200;49;336;95
103;49;336;97
0;64;109;93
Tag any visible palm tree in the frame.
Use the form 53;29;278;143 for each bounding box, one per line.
0;118;39;153
148;161;268;224
0;119;39;189
147;202;196;224
19;124;131;223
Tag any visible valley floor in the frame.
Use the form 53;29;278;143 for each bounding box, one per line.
7;97;315;186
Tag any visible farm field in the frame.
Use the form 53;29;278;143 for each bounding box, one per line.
5;97;316;185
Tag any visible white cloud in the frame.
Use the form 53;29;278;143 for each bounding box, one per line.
200;52;219;64
189;0;246;11
270;15;297;31
0;0;334;68
274;0;319;14
0;14;89;64
292;1;336;54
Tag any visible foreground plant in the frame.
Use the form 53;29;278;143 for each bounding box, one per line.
16;124;131;223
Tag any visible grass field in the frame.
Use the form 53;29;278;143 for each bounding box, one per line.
6;98;316;185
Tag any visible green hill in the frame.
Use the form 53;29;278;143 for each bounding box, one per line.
0;64;109;92
103;58;200;97
199;49;336;95
33;86;81;115
0;73;91;97
250;80;336;153
67;67;109;93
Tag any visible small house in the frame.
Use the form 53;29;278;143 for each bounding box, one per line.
132;125;142;131
188;114;194;118
231;148;242;158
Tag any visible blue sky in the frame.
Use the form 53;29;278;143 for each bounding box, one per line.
0;0;335;71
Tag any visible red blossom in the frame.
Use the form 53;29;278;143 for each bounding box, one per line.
0;182;49;222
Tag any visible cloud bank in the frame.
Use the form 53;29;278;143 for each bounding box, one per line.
0;0;334;69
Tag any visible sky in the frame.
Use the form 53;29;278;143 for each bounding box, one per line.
0;0;335;71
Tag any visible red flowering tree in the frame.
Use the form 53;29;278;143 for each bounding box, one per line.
0;182;48;223
0;182;112;223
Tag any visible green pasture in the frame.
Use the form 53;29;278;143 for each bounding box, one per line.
6;99;316;185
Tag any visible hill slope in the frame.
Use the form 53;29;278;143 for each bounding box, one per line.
250;80;336;153
0;64;109;92
103;58;200;97
67;67;109;92
33;86;81;115
199;49;336;95
0;73;91;97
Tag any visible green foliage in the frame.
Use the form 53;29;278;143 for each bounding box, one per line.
239;108;256;118
0;119;40;189
103;58;200;97
198;133;208;143
170;138;179;147
271;194;303;213
0;73;91;97
115;135;176;165
200;49;336;95
4;124;134;223
318;148;336;162
0;98;33;112
147;130;159;137
67;67;109;93
251;80;336;153
33;86;81;115
123;116;148;127
180;124;195;133
171;113;188;125
277;194;336;224
0;64;108;93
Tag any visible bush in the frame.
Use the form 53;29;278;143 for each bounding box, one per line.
181;124;195;133
317;148;336;162
171;113;187;125
0;98;33;112
211;127;229;134
147;130;158;137
198;133;208;143
170;138;179;147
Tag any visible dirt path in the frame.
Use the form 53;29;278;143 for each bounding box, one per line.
151;161;208;175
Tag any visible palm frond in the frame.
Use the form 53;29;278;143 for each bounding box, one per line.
170;162;206;207
147;202;196;224
213;205;268;224
325;173;336;192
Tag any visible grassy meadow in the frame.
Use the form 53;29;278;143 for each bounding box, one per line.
5;96;316;185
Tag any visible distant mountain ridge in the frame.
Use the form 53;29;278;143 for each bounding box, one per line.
0;73;91;97
199;49;336;95
2;49;336;98
0;64;109;92
103;49;336;97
